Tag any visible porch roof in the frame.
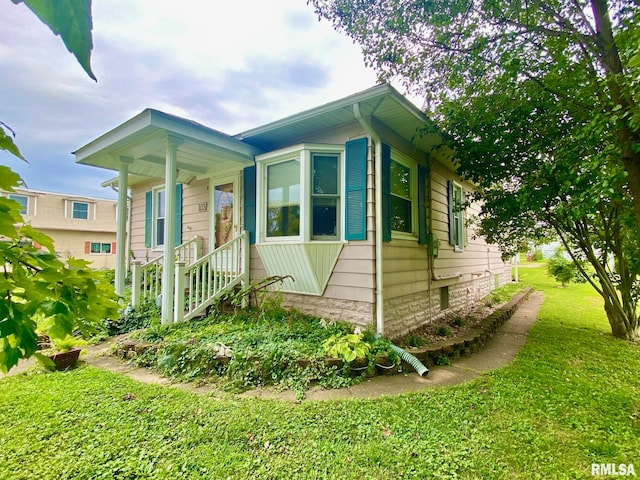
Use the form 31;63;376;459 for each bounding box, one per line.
74;109;261;185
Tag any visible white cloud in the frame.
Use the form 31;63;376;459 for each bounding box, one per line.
0;0;383;197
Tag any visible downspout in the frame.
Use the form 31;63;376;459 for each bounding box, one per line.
353;104;385;336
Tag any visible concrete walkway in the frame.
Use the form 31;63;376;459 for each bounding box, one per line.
2;291;544;401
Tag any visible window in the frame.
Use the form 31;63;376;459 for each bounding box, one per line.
144;185;182;249
382;145;428;243
257;144;343;242
267;159;300;237
390;159;413;233
440;286;449;310
72;201;89;220
9;194;28;215
90;242;112;254
448;181;465;251
311;153;339;238
154;189;166;247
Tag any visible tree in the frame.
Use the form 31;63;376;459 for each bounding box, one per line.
1;0;118;372
310;0;640;339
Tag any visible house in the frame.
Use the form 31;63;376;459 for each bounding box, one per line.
1;187;118;269
74;84;509;338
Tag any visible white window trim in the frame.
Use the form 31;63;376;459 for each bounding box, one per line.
8;194;29;215
390;150;418;240
451;180;465;252
89;242;113;255
151;186;165;250
310;150;342;241
256;143;344;244
71;200;90;220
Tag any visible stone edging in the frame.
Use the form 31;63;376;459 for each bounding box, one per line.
399;287;534;371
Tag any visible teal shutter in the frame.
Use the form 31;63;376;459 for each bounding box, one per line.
382;143;391;242
243;166;256;244
345;138;368;241
418;164;428;245
448;180;455;245
174;184;182;245
144;191;152;247
462;189;467;248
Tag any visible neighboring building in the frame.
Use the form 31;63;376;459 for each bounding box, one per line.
1;187;118;269
75;84;509;338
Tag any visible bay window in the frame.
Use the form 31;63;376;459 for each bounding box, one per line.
311;153;339;238
267;159;300;237
257;144;343;242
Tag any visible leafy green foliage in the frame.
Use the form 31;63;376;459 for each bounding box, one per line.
322;332;370;362
0;122;25;161
0;171;119;372
130;305;373;396
434;325;453;337
482;281;526;307
104;301;160;336
546;251;585;287
531;250;544;262
11;0;95;80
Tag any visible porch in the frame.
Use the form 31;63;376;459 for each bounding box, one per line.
131;231;250;322
74;109;262;323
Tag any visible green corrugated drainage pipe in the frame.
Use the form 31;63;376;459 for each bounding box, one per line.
390;343;429;377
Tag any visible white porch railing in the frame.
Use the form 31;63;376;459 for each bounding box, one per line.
131;236;202;306
176;231;249;322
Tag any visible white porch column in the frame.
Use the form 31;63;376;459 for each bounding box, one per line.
115;157;132;297
161;135;183;324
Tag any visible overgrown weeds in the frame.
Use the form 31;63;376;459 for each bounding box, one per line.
128;299;396;398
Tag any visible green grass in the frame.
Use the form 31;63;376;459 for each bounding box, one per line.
1;265;638;479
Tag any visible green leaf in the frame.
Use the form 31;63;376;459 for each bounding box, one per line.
628;51;640;68
20;225;55;253
33;352;56;371
0;123;26;161
0;165;25;190
12;0;96;81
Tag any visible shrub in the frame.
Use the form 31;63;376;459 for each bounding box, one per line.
452;316;466;327
531;249;544;262
104;301;160;336
435;325;453;337
546;250;585;287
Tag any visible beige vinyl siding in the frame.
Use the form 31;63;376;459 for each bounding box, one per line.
130;179;210;262
381;240;429;300
181;178;210;252
429;162;505;282
129;180;159;262
3;187;117;269
381;157;508;338
49;229;117;269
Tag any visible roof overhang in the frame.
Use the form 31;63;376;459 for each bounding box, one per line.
75;109;262;184
236;84;450;162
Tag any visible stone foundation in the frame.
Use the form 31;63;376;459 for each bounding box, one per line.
281;293;374;329
384;272;511;339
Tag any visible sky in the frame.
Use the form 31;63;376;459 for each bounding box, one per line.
0;0;390;199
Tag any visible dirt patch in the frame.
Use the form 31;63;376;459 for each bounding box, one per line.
395;300;498;347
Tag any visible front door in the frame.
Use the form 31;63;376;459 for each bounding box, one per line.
211;178;238;272
214;182;235;248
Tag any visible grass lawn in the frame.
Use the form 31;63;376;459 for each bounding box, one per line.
1;265;638;479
